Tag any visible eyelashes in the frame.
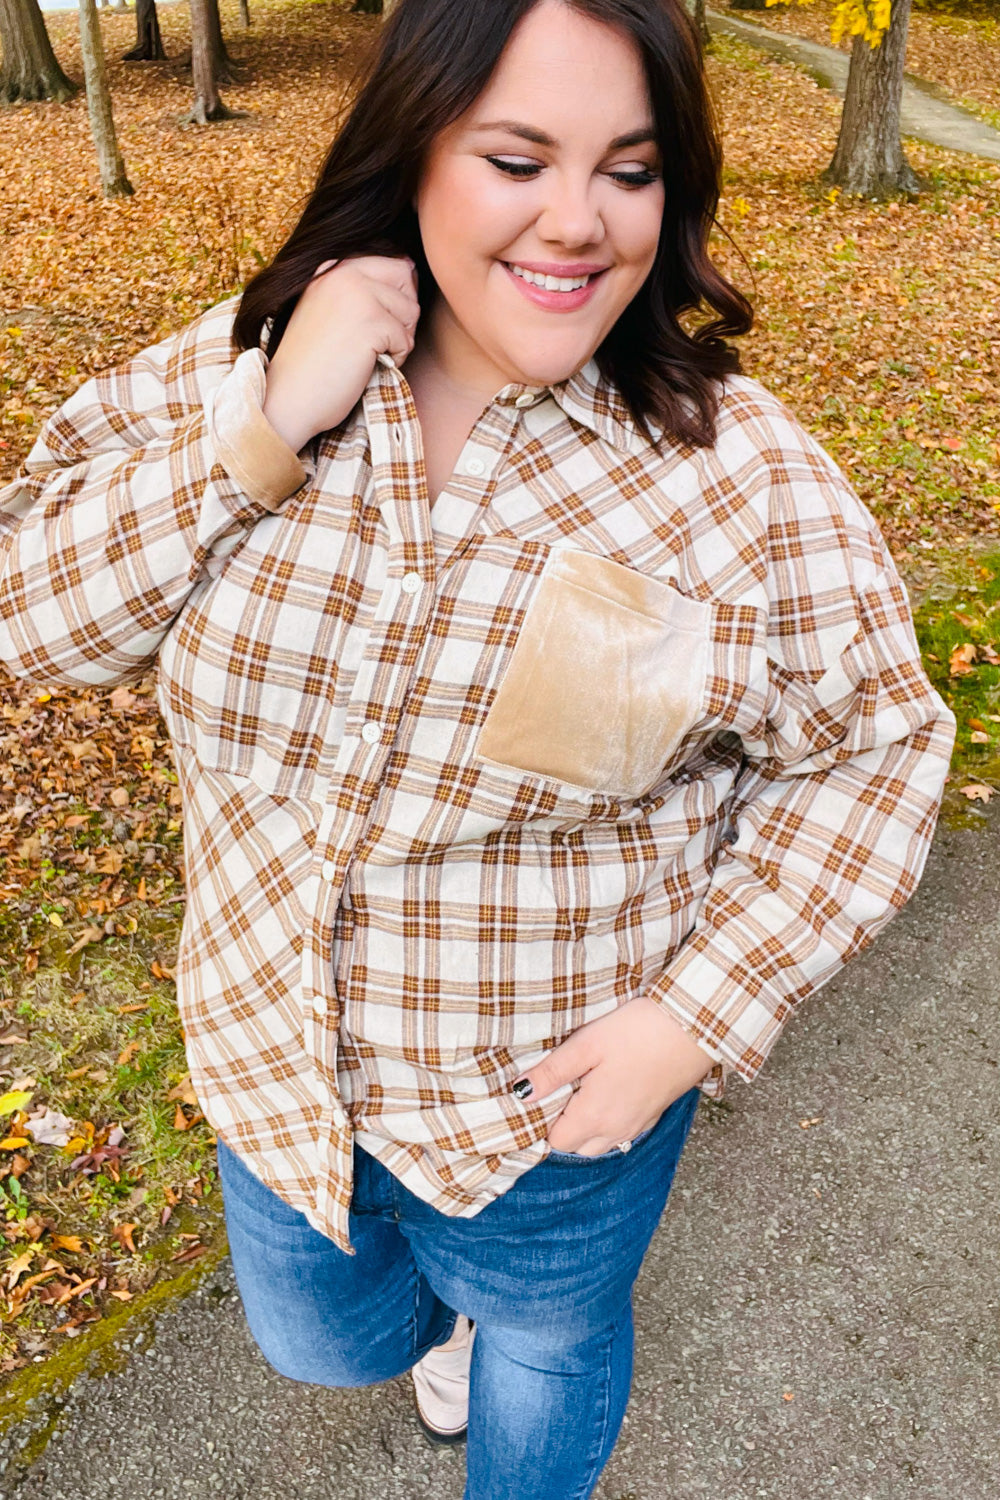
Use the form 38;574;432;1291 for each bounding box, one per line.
484;156;659;188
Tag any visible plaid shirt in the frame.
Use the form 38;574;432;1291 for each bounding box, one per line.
0;294;954;1251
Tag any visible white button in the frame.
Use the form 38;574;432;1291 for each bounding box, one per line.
321;859;337;882
312;995;327;1017
515;393;535;408
401;571;423;595
361;720;382;744
464;457;486;476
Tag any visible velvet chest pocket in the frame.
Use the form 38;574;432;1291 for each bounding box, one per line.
475;548;711;801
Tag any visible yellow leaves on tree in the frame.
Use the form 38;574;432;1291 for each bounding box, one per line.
766;0;893;49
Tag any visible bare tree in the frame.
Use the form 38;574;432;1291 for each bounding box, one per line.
0;0;77;103
123;0;167;62
824;0;924;197
238;0;250;28
352;0;383;13
78;0;133;196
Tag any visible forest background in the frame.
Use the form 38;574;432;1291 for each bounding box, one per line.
0;0;998;1387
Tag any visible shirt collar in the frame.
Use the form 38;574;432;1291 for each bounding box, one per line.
546;357;656;458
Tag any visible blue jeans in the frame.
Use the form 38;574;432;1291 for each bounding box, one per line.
217;1085;701;1500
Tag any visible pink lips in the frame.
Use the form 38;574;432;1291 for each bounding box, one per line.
501;261;608;312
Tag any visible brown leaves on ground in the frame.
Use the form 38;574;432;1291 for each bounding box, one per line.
0;671;184;969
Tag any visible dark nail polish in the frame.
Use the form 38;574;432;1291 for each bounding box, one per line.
511;1078;533;1100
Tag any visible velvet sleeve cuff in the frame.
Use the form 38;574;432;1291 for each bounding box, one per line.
206;347;313;512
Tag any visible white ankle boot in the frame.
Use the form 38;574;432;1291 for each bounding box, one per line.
410;1314;475;1445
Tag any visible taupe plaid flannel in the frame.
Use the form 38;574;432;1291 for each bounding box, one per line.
0;295;954;1250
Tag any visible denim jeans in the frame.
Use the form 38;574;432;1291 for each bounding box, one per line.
217;1084;701;1500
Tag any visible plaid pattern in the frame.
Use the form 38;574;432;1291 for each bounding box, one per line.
0;295;954;1251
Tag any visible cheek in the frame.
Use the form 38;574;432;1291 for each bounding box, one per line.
615;190;665;275
419;165;528;278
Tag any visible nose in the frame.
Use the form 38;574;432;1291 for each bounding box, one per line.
535;170;605;251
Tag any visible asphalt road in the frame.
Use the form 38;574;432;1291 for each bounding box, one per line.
2;805;998;1499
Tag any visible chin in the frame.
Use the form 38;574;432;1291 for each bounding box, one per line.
499;340;601;389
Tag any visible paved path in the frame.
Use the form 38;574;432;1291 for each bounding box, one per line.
2;804;998;1497
708;8;1000;164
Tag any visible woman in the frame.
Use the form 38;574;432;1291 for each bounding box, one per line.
0;0;954;1495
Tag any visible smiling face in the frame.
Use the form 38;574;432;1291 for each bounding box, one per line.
412;0;666;396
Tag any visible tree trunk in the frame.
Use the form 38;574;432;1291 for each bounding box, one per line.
122;0;167;61
351;0;383;13
238;0;249;28
824;0;925;198
205;0;236;81
183;0;235;122
78;0;133;196
693;0;709;47
728;0;768;10
0;0;78;103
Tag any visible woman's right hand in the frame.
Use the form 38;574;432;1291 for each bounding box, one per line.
261;255;420;454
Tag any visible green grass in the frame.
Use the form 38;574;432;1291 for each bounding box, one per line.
912;550;1000;787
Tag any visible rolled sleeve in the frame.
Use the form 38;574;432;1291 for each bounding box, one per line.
206;346;311;512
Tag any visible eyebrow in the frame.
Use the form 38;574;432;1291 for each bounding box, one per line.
472;120;657;151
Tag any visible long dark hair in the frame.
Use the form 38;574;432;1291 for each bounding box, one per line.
233;0;753;451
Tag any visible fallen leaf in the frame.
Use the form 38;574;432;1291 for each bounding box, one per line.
959;784;995;803
109;1289;133;1302
982;644;1000;666
0;1035;29;1046
117;1041;140;1066
170;1241;207;1264
4;1250;34;1287
111;1222;138;1255
109;787;130;808
150;960;175;981
0;1137;30;1151
49;1235;86;1254
61;739;98;762
970;731;990;744
117;1003;149;1015
165;1076;199;1107
949;642;977;677
0;1091;33;1117
27;1107;76;1147
66;925;103;957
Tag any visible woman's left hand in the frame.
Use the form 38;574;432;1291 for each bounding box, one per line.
513;997;717;1156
